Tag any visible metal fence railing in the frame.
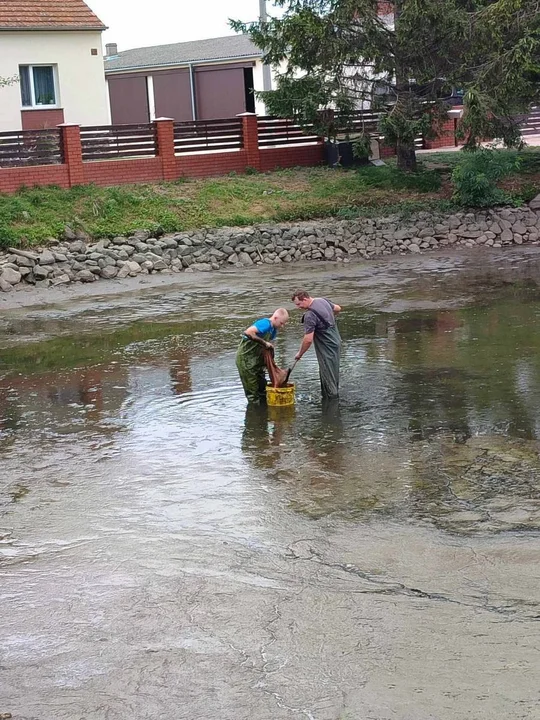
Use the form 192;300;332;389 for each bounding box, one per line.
173;118;244;154
519;107;540;137
80;123;157;161
258;117;320;147
0;128;63;168
257;112;424;149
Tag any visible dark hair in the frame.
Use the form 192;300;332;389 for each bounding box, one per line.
291;289;311;301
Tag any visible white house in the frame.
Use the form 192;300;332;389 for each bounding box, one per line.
0;0;110;132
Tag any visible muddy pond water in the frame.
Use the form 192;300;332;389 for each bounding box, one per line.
1;249;539;719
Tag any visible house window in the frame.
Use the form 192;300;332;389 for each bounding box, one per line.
19;65;57;107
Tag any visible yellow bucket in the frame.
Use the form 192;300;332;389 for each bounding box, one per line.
266;383;295;407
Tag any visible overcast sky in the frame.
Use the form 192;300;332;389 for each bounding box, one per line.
88;0;268;51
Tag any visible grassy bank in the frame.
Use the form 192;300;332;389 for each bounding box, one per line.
1;149;539;248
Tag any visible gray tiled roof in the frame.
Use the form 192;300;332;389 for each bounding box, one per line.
105;34;262;72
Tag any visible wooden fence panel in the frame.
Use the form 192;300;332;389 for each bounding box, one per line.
173;118;244;154
80;124;157;161
0;129;63;168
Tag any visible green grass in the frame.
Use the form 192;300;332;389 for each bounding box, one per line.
0;150;539;248
0;165;443;248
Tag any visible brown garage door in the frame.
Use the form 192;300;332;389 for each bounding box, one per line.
108;75;150;125
195;66;246;120
153;69;193;122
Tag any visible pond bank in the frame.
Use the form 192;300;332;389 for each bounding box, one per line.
1;199;540;300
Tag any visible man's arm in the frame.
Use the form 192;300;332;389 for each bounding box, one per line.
244;325;273;349
332;303;342;314
295;332;314;360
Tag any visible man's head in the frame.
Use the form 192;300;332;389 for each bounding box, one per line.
291;290;312;310
271;308;289;329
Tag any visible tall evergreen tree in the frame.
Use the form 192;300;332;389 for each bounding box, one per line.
233;1;540;170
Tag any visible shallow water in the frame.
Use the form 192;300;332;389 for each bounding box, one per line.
1;249;540;719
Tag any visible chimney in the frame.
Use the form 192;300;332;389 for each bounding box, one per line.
105;43;118;57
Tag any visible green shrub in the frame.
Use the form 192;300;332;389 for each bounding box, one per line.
451;149;520;207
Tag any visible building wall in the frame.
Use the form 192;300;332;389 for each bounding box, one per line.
194;65;247;120
107;58;270;124
108;73;149;124
0;30;110;132
153;69;192;122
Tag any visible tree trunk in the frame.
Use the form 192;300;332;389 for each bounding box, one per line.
393;2;417;173
396;139;417;172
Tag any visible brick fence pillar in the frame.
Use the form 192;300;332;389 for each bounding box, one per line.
59;124;85;187
155;118;177;181
424;107;463;150
238;112;261;171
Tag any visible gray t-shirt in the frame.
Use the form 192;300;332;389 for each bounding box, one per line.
303;298;336;335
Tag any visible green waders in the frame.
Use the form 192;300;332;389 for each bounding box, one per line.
236;330;273;404
314;323;341;399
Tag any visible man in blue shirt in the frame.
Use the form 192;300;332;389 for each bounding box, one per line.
236;308;289;404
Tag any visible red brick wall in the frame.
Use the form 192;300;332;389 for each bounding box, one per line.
424;117;457;150
260;145;324;172
83;158;163;186
0;164;70;194
176;150;249;178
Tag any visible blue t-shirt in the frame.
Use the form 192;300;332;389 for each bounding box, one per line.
245;317;277;341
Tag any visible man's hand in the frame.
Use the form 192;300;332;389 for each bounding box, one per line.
265;342;274;353
294;352;302;361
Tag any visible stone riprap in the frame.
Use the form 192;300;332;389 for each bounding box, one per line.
2;202;540;292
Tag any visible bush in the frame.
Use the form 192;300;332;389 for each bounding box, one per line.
451;149;520;207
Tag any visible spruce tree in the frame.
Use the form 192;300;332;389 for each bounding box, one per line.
233;1;540;171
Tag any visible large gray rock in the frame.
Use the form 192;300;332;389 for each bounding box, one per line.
100;266;118;279
14;255;35;268
190;263;213;272
63;225;77;241
144;252;163;263
69;240;87;254
324;247;335;260
117;261;142;278
0;277;13;292
38;249;55;265
76;270;97;283
32;266;51;281
98;257;117;269
8;248;39;261
126;261;142;275
237;252;253;266
51;274;71;286
529;194;540;211
1;267;22;285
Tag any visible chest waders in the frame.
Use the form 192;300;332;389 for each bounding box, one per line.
305;305;342;399
236;327;274;404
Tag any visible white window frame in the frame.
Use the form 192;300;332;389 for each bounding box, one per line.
20;64;60;109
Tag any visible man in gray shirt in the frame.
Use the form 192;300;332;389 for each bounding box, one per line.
292;289;342;399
